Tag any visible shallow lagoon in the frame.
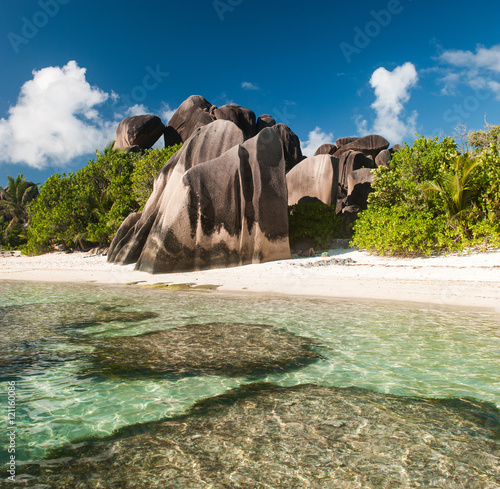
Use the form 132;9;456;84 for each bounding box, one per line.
1;280;499;487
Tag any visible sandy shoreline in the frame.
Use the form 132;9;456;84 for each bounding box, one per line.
1;248;500;313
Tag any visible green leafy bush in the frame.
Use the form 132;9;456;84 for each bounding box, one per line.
288;201;344;249
352;132;500;255
25;146;181;254
132;145;181;209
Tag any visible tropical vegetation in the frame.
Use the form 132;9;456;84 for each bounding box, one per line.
351;124;500;255
22;144;180;254
0;175;39;249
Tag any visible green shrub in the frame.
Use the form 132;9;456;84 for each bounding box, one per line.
25;145;181;254
352;133;500;255
132;145;181;209
288;201;344;249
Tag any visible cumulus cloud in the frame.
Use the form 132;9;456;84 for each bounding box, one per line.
125;104;149;117
301;127;334;157
159;102;177;124
357;62;419;144
241;81;259;90
437;44;500;98
0;61;117;169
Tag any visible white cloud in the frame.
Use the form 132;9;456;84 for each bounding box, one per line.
0;61;115;169
439;45;500;73
159;102;177;124
437;44;500;99
301;127;334;157
126;104;149;117
357;62;419;144
241;81;259;91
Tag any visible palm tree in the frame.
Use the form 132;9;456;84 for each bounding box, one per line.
0;175;39;236
419;155;482;222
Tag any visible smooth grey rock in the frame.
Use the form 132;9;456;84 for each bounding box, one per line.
113;115;165;150
313;143;338;156
135;127;290;273
336;136;360;148
286;155;339;206
108;120;245;265
166;95;215;143
375;149;392;168
335;134;390;158
212;104;257;140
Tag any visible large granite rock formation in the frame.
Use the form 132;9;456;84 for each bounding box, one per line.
273;123;303;173
338;150;376;192
211;104;257;140
109;124;290;273
313;143;338;156
256;114;276;131
135;127;290;273
347;168;375;210
286;155;339;206
375;148;392;167
164;96;262;146
334;134;390;158
113;115;165;150
108;120;246;265
164;95;214;145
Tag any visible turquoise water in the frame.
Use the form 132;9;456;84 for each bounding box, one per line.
1;280;499;471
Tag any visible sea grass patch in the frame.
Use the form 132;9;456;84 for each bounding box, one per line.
24;383;500;488
89;322;323;378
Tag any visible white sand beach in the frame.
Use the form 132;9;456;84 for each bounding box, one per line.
1;248;500;313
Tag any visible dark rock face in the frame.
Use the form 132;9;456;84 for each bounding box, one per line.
342;205;361;238
134;127;290;274
27;383;500;488
211;104;257;140
256;114;276;132
286;155;339;206
165;95;215;144
89;322;322;378
108;120;245;266
273;123;303;173
313;143;338;156
163;125;183;148
347;168;374;210
375;148;392;167
335;134;390;158
338;150;376;192
113;115;165;150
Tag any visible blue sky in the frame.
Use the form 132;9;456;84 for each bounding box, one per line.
1;0;500;186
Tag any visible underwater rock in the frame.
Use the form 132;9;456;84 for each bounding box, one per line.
25;383;500;488
90;322;322;378
0;303;157;378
